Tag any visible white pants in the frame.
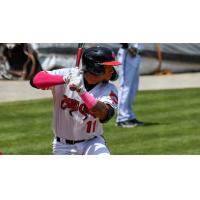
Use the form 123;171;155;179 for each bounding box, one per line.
117;48;141;122
52;136;110;155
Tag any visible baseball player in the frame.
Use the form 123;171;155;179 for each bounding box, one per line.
30;46;121;155
116;43;144;128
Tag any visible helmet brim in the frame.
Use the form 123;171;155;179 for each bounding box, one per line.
101;61;121;66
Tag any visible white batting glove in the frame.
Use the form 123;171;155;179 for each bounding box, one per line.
63;68;79;84
68;68;86;94
63;75;70;84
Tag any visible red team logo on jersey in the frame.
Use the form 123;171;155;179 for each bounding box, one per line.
61;91;117;121
61;95;95;120
109;91;118;104
61;95;79;115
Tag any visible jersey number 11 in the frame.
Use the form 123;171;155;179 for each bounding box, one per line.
86;120;97;133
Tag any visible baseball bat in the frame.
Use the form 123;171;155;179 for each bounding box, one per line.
69;43;85;91
75;43;85;67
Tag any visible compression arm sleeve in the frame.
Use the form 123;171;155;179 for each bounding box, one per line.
30;71;65;89
80;92;98;110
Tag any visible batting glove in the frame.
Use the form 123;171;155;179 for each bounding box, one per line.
68;68;86;95
63;68;78;84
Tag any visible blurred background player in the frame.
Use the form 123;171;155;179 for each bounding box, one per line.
1;43;41;80
116;43;144;128
30;46;120;155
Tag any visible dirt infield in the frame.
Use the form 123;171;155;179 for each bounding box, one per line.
0;80;51;102
139;73;200;90
0;73;200;103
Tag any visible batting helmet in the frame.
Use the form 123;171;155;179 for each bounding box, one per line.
82;46;121;81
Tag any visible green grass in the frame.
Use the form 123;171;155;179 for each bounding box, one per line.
0;88;200;155
0;99;53;154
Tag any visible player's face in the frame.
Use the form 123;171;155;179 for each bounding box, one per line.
103;66;114;80
84;66;114;84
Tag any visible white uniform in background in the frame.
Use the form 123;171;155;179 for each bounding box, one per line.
117;43;143;124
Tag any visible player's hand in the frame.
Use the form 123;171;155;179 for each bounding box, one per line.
128;47;137;57
68;68;86;94
63;68;82;84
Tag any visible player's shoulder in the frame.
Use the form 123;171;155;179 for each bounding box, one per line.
103;81;117;89
100;81;118;93
47;68;71;76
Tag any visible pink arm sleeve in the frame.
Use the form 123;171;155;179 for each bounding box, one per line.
32;71;65;89
80;92;98;110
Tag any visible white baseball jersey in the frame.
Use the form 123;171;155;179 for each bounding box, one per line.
48;68;118;141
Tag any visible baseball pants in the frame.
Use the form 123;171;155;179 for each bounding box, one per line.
52;135;110;155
